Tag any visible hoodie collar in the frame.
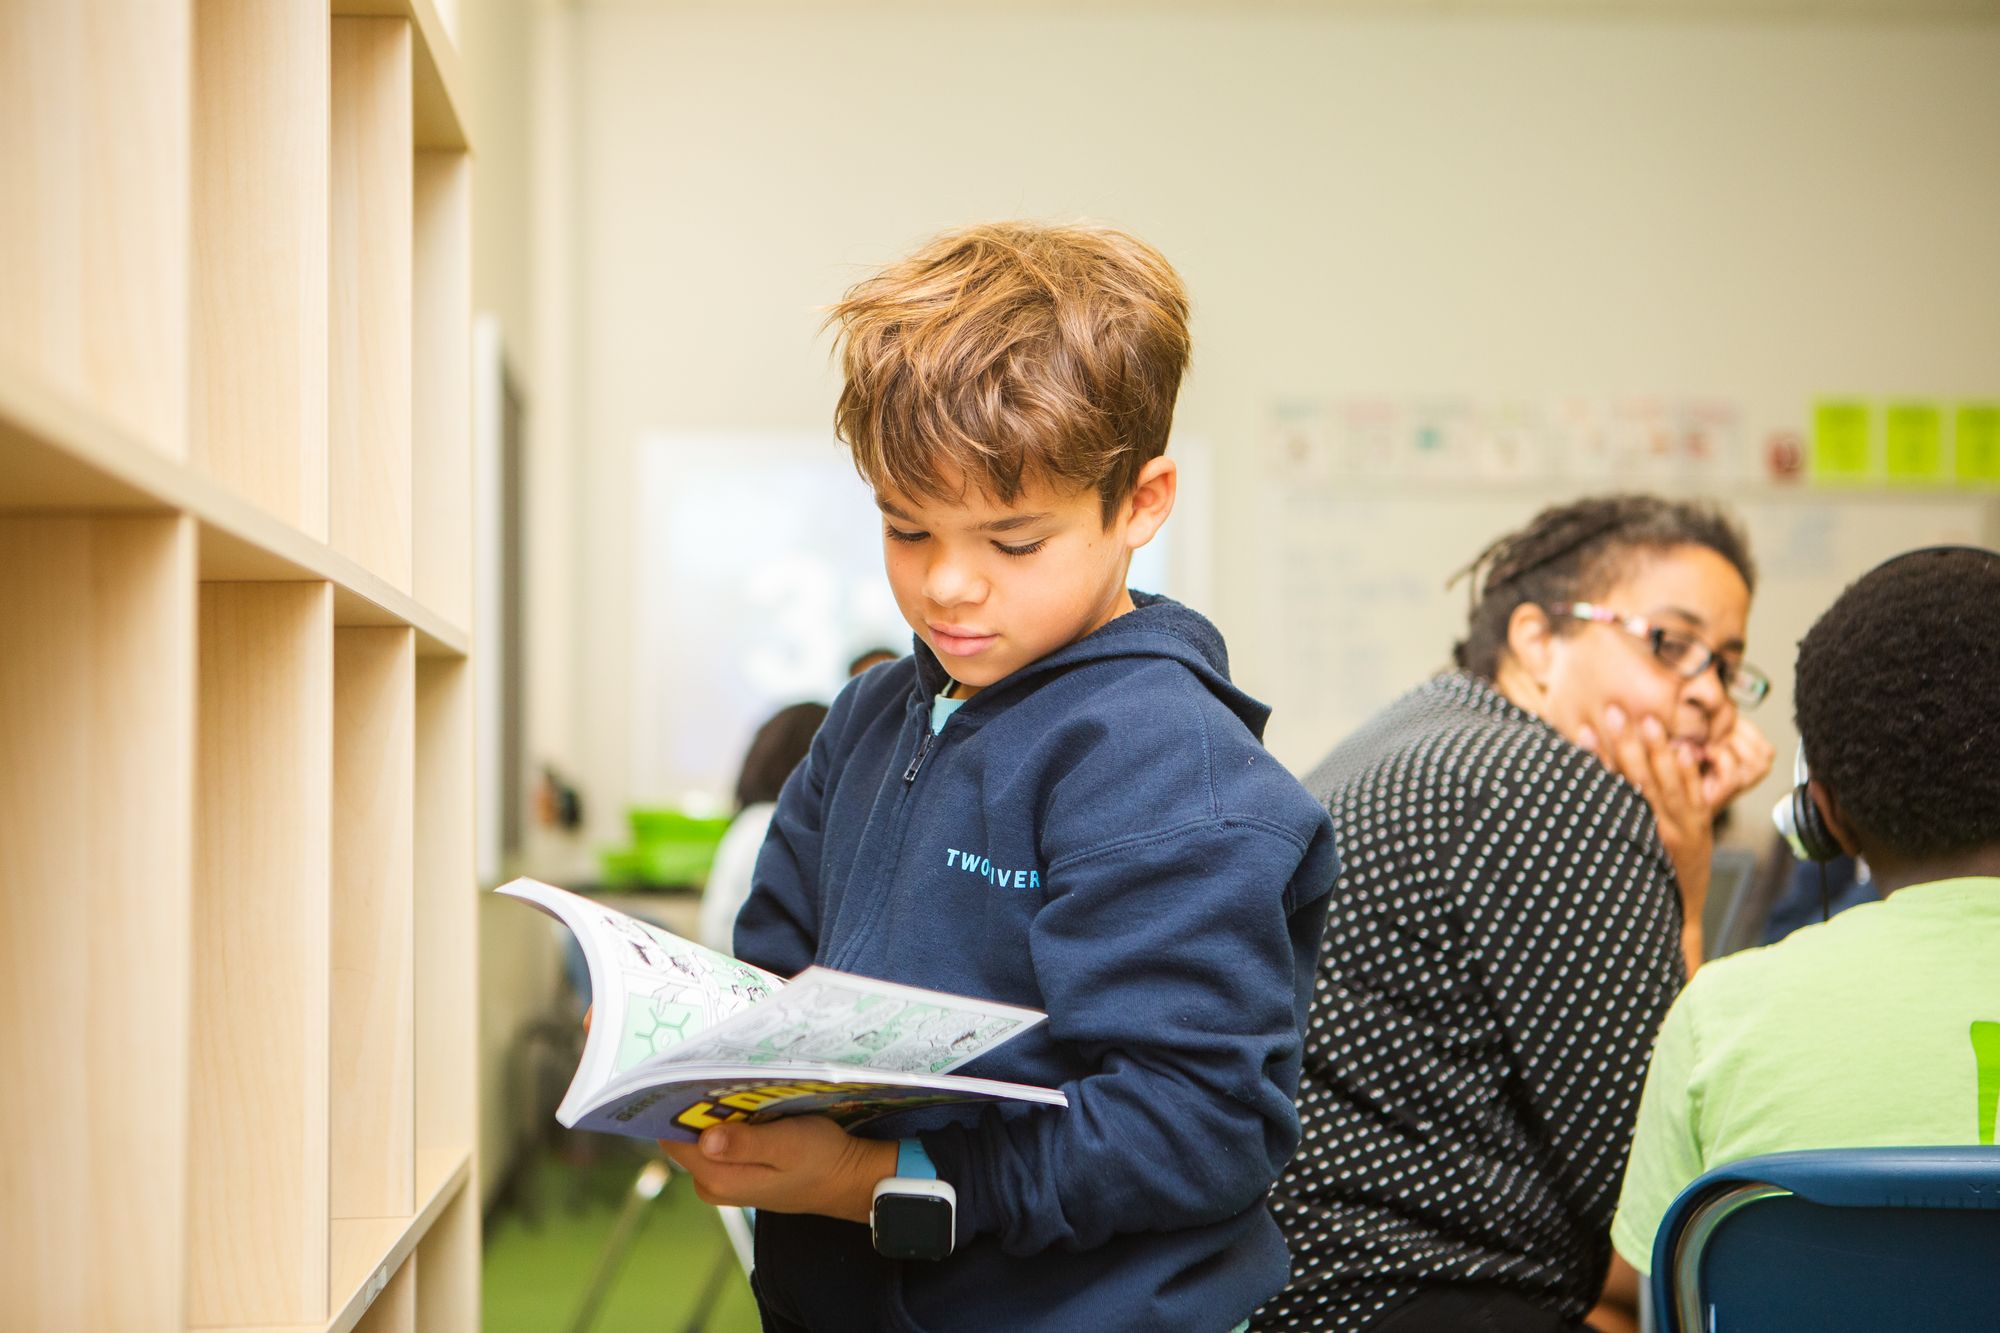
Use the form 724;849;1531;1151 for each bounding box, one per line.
907;592;1270;739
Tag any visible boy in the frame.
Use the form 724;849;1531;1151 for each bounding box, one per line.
662;222;1339;1331
1606;545;2000;1285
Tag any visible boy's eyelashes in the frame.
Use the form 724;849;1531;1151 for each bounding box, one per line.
882;523;1049;558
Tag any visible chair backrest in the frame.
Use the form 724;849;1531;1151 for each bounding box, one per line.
1649;1147;2000;1333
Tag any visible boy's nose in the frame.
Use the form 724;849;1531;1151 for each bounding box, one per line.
924;554;986;606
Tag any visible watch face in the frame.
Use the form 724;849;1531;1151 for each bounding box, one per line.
871;1193;954;1261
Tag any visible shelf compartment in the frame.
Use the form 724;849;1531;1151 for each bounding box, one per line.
332;628;417;1224
350;1252;415;1333
189;582;334;1327
191;0;330;537
415;1179;480;1330
415;655;477;1157
0;516;196;1332
330;16;414;592
0;366;468;657
0;0;189;459
413;150;474;630
332;0;472;153
326;1149;471;1333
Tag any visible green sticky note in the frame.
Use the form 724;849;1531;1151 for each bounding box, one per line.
1956;403;2000;486
1883;402;1945;484
1812;400;1874;483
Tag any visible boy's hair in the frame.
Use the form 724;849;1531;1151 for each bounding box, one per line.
829;221;1191;522
1450;493;1756;679
1795;546;2000;859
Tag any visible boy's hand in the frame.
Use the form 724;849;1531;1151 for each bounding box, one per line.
659;1118;898;1224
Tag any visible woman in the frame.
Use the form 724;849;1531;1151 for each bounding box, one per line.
1257;495;1774;1333
698;701;831;953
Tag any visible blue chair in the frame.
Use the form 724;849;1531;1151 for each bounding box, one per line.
1648;1147;2000;1332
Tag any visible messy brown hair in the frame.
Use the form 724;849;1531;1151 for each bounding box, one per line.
828;221;1192;522
1449;493;1757;680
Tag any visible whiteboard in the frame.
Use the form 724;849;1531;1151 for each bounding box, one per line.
1251;476;1997;847
629;433;1190;804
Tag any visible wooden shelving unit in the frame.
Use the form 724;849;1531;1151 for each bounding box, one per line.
0;2;479;1329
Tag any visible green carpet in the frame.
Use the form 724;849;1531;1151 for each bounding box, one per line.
483;1143;762;1332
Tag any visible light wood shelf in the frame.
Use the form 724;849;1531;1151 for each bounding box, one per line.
332;0;473;153
0;516;196;1330
333;629;417;1222
330;17;414;591
191;0;330;537
0;367;468;655
195;1151;472;1333
190;583;335;1328
414;150;475;630
0;3;479;1328
416;658;479;1159
0;1;189;460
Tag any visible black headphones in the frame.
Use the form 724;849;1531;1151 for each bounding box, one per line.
1771;543;2000;863
1774;742;1842;862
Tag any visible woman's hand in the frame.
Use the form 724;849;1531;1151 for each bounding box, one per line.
658;1118;897;1223
1578;706;1714;882
1697;714;1774;809
1577;705;1714;967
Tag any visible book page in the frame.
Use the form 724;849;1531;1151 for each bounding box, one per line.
646;967;1044;1077
494;878;784;1120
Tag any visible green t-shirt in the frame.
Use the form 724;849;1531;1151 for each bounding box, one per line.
1611;876;2000;1275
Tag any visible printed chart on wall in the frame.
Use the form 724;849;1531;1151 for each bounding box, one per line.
1252;396;1999;823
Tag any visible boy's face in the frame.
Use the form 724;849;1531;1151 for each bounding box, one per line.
876;463;1172;698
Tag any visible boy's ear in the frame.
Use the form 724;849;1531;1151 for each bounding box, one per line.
1503;602;1557;690
1119;457;1177;550
1806;780;1864;859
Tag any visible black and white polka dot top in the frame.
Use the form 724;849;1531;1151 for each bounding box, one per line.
1256;672;1685;1331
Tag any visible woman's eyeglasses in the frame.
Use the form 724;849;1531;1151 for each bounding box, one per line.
1546;602;1770;708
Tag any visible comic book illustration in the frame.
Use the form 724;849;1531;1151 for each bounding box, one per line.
495;877;1066;1143
650;967;1042;1077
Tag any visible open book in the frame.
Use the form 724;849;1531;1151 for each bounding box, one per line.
497;878;1068;1142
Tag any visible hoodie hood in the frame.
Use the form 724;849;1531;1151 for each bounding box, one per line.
909;590;1271;740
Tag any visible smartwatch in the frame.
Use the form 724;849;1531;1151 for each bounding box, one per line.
869;1138;956;1261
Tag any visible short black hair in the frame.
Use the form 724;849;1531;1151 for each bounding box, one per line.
734;702;830;810
1452;493;1757;679
847;646;900;677
1795;546;2000;859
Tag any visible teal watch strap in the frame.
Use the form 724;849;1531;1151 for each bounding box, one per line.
897;1138;937;1180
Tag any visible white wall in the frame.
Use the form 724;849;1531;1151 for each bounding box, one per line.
461;0;577;1206
555;1;2000;845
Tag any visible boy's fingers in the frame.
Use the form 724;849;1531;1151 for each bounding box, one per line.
700;1122;788;1166
659;1140;705;1173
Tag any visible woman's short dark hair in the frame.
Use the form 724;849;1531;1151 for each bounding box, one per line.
734;702;831;810
1795;546;2000;859
1452;494;1757;680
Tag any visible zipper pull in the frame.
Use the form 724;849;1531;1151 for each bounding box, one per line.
903;729;933;783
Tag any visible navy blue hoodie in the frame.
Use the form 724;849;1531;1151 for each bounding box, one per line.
735;594;1339;1332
